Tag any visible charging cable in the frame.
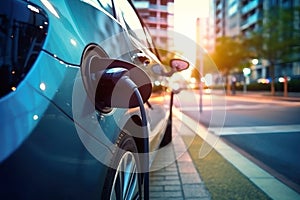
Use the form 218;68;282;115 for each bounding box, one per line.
99;67;150;200
133;86;149;200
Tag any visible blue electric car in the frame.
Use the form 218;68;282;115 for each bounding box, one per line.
0;0;188;199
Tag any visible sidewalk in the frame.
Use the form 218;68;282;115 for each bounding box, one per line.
149;117;211;200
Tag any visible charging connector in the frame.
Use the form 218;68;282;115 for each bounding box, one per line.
97;67;150;200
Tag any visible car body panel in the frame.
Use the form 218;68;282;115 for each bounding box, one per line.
0;100;108;199
0;0;172;198
31;0;128;65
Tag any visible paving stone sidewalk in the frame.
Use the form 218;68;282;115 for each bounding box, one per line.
149;118;211;200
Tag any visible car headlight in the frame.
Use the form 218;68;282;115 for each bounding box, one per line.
0;0;48;98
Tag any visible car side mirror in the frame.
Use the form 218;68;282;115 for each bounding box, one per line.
151;58;189;77
170;58;189;72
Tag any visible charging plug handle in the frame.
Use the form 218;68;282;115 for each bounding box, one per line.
95;67;142;109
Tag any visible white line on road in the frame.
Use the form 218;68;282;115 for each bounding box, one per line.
177;90;300;106
209;125;300;136
225;95;300;106
178;104;269;111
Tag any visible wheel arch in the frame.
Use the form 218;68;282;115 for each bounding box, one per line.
122;115;145;154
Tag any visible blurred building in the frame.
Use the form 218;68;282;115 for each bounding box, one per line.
213;0;300;82
207;0;216;53
133;0;174;50
197;16;216;54
214;0;266;38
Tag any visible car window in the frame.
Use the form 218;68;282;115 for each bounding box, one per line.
115;0;148;47
98;0;114;16
143;25;160;58
81;0;115;17
114;0;161;60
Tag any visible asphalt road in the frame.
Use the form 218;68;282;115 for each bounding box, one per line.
174;90;300;193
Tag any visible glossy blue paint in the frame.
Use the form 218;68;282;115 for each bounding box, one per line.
0;0;174;198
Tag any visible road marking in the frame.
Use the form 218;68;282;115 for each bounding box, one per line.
209;125;300;136
177;90;300;106
178;104;270;111
225;95;300;106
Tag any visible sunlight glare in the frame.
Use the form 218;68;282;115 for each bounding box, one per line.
174;0;209;38
173;0;210;65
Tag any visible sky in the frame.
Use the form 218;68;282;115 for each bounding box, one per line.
174;0;210;39
172;0;210;68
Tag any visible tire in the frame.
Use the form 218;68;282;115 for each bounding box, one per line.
160;91;173;148
160;115;172;147
102;133;143;200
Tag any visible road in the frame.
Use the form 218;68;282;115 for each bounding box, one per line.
174;89;300;193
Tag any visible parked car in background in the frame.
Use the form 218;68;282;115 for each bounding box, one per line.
0;0;188;199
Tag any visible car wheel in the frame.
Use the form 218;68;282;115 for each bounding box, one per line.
102;133;142;200
160;115;172;147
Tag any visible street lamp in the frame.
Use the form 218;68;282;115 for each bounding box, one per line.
243;67;251;93
251;58;259;65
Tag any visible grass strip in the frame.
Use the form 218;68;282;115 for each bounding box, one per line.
182;134;271;200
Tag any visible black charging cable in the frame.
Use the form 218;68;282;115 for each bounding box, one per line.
133;85;149;200
100;67;150;200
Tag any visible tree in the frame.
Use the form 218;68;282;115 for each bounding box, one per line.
191;52;218;81
210;36;249;93
248;6;300;96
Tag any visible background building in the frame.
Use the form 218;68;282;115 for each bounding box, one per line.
133;0;174;49
213;0;300;82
